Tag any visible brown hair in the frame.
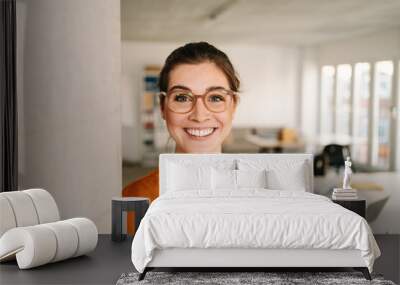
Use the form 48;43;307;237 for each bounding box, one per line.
158;42;240;101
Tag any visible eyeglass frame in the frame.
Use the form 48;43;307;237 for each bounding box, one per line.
158;86;239;114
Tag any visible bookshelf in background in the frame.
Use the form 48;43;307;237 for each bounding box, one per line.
141;65;169;167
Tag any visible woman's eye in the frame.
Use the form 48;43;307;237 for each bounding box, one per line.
208;94;225;102
174;94;192;102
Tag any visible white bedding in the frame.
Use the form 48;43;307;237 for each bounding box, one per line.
131;190;380;273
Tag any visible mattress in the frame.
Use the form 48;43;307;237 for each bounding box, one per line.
131;190;380;273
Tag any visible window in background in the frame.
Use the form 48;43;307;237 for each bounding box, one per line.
353;63;370;164
320;66;335;135
336;64;352;136
373;61;394;170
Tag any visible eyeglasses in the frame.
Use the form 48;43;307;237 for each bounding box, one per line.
159;87;238;114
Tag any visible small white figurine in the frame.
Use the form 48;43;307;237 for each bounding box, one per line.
342;157;353;190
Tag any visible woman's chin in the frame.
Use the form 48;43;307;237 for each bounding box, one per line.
177;140;222;154
190;148;220;154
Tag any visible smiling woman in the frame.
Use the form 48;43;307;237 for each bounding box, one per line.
122;42;240;232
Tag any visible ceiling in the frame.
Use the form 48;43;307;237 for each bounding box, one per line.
121;0;400;46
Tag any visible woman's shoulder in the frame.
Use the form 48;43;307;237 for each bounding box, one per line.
122;169;159;201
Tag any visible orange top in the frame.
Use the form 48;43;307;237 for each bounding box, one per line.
122;169;159;234
122;169;159;201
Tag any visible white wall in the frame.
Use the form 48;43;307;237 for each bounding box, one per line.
18;0;121;233
122;41;301;162
317;29;400;65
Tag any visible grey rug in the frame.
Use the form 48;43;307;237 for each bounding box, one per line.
116;271;396;285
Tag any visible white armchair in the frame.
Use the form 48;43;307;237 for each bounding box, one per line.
0;189;98;269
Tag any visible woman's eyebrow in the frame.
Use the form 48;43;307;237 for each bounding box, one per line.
206;86;228;92
168;85;228;92
168;85;191;92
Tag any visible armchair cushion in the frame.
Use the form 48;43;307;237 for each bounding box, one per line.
0;218;97;269
24;189;60;223
0;189;97;269
1;191;40;228
0;195;17;237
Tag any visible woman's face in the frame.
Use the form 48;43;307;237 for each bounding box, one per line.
161;61;236;153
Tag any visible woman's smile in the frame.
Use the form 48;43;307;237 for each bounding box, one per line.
183;127;218;139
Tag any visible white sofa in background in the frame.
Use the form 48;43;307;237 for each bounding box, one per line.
0;189;98;269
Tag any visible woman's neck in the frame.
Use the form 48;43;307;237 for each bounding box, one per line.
174;146;222;153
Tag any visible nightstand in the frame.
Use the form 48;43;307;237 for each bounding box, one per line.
332;199;366;218
111;197;150;241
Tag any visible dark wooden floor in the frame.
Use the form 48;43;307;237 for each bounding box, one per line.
374;234;400;284
0;235;134;285
0;235;399;284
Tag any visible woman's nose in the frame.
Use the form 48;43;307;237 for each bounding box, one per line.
188;97;211;122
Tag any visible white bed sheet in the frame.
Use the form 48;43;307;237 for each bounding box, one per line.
131;190;380;273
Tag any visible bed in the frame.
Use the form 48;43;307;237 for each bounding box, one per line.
131;154;380;280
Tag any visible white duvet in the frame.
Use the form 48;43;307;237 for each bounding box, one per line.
131;190;380;273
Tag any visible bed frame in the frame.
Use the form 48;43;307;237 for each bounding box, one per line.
138;154;372;281
139;248;371;280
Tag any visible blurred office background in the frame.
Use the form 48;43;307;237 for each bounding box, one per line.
120;1;400;239
121;0;400;172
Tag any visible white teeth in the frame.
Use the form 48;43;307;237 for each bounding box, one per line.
185;128;215;137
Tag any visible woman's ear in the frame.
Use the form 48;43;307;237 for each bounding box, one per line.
161;106;166;120
159;94;166;120
160;104;165;121
231;101;238;118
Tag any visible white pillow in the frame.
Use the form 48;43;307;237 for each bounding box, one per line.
167;162;212;191
267;165;306;191
237;169;267;189
238;159;308;191
212;168;237;190
212;168;268;190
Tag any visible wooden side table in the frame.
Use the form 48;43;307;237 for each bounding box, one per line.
111;197;149;242
332;199;366;218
